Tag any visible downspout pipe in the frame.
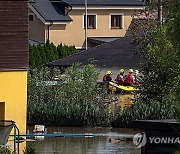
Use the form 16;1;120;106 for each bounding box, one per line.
47;21;53;42
66;5;72;15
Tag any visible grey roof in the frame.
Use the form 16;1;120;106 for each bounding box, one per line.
29;39;44;46
88;37;120;44
47;36;144;68
29;0;72;22
63;0;144;6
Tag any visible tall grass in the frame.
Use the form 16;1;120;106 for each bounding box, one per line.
111;98;177;128
27;64;177;127
0;147;11;154
27;64;111;127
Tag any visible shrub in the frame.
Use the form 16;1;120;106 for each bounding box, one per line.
57;43;78;58
0;147;11;154
27;63;111;127
23;144;36;154
29;41;78;68
111;98;177;128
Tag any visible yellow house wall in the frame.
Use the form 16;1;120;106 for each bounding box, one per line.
46;9;136;47
29;9;45;43
0;71;27;134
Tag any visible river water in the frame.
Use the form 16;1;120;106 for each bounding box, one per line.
26;127;140;154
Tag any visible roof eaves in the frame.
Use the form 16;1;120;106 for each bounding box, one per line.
29;3;72;24
29;3;47;24
71;5;145;10
71;4;145;6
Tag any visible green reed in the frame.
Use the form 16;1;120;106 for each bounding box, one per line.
111;98;177;128
27;64;111;126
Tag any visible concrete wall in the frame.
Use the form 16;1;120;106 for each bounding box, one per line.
29;8;135;47
29;9;45;42
47;9;135;47
0;71;27;134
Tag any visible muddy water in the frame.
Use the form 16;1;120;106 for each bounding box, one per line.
27;127;140;154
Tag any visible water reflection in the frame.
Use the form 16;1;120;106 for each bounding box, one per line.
141;142;180;154
27;127;140;154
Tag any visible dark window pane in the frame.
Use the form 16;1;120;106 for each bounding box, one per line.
116;16;120;27
111;16;114;27
89;15;94;28
111;15;122;28
29;15;34;21
84;15;95;29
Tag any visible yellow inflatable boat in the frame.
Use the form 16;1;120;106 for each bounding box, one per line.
108;81;139;93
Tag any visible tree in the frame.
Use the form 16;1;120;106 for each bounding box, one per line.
132;0;180;102
29;41;78;68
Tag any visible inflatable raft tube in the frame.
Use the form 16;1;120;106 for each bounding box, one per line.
108;82;139;93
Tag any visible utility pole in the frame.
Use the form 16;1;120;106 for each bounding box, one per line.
85;0;88;50
158;0;163;24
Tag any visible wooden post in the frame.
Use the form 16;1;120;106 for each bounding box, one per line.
158;0;163;24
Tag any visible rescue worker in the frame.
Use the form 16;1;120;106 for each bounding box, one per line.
123;69;134;86
115;69;125;85
103;71;112;81
133;70;140;85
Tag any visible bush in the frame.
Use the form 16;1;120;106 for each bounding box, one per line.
0;147;11;154
111;98;177;128
29;41;78;68
139;27;179;102
57;43;78;58
23;144;36;154
27;63;111;127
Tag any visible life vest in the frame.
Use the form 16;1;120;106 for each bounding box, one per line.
103;74;112;81
103;75;107;81
115;74;124;85
124;73;133;85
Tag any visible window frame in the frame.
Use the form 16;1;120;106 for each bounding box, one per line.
83;14;97;29
29;13;35;21
109;13;124;29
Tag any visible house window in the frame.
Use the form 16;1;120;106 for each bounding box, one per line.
84;15;96;29
29;14;34;21
111;15;123;29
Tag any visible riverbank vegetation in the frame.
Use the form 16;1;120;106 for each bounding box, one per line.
28;64;111;126
139;0;180;117
111;98;177;128
27;63;178;127
0;144;35;154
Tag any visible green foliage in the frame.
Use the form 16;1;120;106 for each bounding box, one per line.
111;98;177;128
140;26;180;101
29;41;78;68
0;147;11;154
57;43;78;58
163;0;180;50
23;144;36;154
27;64;111;127
135;0;180;102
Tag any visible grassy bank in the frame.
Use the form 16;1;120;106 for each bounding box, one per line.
111;98;177;128
27;64;111;127
27;64;177;127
